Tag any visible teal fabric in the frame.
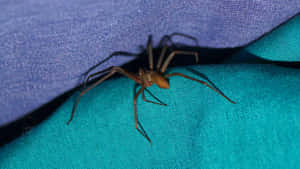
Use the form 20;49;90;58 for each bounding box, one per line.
246;14;300;61
1;64;299;168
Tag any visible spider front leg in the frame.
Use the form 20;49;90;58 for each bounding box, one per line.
165;73;236;104
67;66;141;125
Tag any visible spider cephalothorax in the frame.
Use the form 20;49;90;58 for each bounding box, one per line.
68;35;235;146
139;68;169;89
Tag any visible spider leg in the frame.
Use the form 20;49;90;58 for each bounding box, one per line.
137;120;150;142
82;51;138;82
83;66;114;89
134;83;167;106
165;73;236;104
159;33;199;47
67;66;142;125
156;45;168;71
160;51;199;73
168;32;199;46
134;87;152;146
142;88;167;106
147;36;154;70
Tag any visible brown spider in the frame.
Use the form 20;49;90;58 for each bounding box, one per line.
67;36;236;146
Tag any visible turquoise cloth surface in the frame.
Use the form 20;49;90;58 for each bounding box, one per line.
1;64;299;168
246;14;300;61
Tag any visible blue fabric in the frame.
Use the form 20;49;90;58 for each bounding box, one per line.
1;0;300;126
1;64;299;168
246;14;300;61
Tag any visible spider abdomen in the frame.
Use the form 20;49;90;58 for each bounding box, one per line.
151;72;169;89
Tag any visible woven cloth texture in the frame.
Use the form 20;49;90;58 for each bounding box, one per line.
1;64;299;168
1;0;300;126
246;14;300;61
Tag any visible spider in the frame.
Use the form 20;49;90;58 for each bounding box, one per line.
67;35;236;146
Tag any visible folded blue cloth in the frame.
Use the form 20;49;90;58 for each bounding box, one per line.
1;0;300;126
1;64;299;168
246;14;300;61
